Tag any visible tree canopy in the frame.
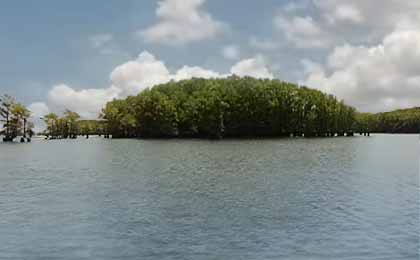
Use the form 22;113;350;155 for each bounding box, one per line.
101;77;358;139
0;94;33;142
43;111;83;139
356;108;420;134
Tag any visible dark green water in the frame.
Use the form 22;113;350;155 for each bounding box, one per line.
0;135;418;259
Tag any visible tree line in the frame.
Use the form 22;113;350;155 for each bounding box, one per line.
356;108;420;134
101;77;358;139
42;111;107;139
0;94;34;142
0;94;108;142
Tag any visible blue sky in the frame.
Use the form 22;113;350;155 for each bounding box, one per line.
0;0;288;101
1;0;420;128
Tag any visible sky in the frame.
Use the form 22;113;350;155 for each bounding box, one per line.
1;0;420;130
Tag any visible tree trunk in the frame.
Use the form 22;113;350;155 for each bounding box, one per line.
5;113;9;137
23;118;27;138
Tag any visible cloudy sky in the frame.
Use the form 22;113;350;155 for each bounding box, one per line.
1;0;420;130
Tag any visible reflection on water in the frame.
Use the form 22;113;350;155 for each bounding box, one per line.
0;135;418;259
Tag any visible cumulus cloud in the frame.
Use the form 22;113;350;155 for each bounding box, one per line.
231;56;274;79
301;29;420;112
275;15;332;48
140;0;224;45
274;0;420;49
173;66;223;81
47;84;121;118
222;45;240;60
276;15;322;36
317;2;364;24
263;0;420;112
110;52;171;97
36;51;273;126
313;0;419;29
108;51;272;97
28;102;50;118
28;102;50;132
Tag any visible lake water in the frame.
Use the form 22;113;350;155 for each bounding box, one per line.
0;135;418;259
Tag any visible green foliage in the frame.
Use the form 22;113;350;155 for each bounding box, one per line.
135;90;178;137
101;98;138;138
102;77;357;138
64;109;81;138
0;95;33;141
77;120;107;135
12;103;31;138
43;110;84;139
356;108;420;133
0;95;16;140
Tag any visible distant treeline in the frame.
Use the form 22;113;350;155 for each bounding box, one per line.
101;77;357;138
43;111;107;139
356;108;420;134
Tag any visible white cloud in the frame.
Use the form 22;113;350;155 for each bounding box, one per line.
140;0;224;45
276;15;322;36
222;45;240;60
39;51;273;123
301;29;420;112
173;66;223;81
47;84;120;119
333;4;363;24
275;15;332;48
28;102;50;132
28;102;50;118
313;1;419;28
110;52;171;97
320;3;364;24
274;1;420;50
231;56;274;79
383;30;420;76
108;51;272;99
268;0;420;112
110;52;227;97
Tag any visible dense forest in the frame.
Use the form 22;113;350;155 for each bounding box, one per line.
0;94;34;142
101;77;357;138
356;108;420;133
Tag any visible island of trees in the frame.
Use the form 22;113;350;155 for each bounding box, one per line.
101;77;358;138
2;77;419;142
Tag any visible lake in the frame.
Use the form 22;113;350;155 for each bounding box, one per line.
0;135;418;259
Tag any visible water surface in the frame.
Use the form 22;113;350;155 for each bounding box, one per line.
0;135;418;259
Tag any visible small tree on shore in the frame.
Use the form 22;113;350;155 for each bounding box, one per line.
0;95;16;141
64;110;80;138
1;95;33;142
12;103;31;139
43;113;59;138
